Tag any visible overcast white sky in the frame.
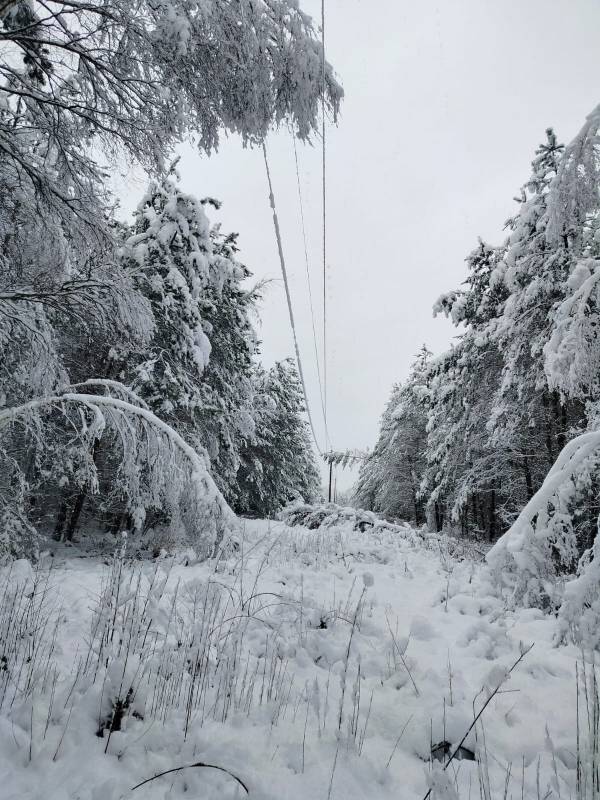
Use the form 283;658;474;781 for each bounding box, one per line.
123;0;600;491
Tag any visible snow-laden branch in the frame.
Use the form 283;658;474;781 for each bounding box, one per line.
65;381;151;410
0;388;235;554
545;103;600;245
544;259;600;399
487;430;600;610
323;449;369;469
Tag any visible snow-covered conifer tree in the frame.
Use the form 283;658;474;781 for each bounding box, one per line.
0;1;342;556
423;241;510;536
124;170;257;500
355;347;430;524
488;131;585;490
236;360;320;517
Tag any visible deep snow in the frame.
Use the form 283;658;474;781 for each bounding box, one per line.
0;518;584;799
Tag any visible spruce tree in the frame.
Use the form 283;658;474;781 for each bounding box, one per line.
487;131;586;511
355;347;430;525
236;360;320;517
424;240;509;537
125;168;256;500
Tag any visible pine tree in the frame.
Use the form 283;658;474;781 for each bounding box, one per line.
423;134;586;539
424;241;509;537
0;0;342;556
236;360;320;517
489;130;581;487
488;116;600;621
355;347;430;525
363;134;589;542
123;168;257;502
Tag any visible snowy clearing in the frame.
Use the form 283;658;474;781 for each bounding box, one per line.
4;3;600;799
0;519;583;800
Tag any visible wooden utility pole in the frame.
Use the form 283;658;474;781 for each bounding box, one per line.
323;449;369;504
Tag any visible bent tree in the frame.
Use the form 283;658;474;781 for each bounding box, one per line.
0;382;234;557
0;1;341;555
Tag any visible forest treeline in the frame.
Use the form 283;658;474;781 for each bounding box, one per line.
0;1;339;557
357;126;600;559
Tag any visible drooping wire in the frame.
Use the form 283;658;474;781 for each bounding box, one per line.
261;140;324;456
321;0;328;431
292;136;330;449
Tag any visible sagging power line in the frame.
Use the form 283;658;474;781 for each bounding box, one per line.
293;136;329;449
262;140;324;456
260;1;336;471
321;0;328;431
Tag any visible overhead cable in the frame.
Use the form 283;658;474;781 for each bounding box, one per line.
261;140;324;456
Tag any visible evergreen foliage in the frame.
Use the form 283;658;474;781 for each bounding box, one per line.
0;0;333;557
361;126;600;557
358;112;600;637
355;346;430;525
236;360;321;517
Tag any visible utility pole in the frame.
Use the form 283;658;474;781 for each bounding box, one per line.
328;460;333;502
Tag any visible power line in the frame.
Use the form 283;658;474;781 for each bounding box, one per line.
321;0;328;431
292;136;330;448
261;140;323;456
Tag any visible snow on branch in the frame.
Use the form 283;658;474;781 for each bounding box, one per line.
544;259;600;399
545;104;600;245
323;449;369;469
0;384;235;555
65;380;151;411
487;430;600;616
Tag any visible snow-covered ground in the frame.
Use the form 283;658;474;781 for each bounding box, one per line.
0;518;584;799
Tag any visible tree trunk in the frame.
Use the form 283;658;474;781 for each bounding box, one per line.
107;510;133;537
435;502;444;532
412;487;420;526
542;393;555;465
63;436;101;541
53;502;69;540
489;488;496;542
107;510;126;536
61;353;119;541
555;393;567;452
64;490;87;542
523;457;534;500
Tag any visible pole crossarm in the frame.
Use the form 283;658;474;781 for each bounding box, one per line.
323;449;369;469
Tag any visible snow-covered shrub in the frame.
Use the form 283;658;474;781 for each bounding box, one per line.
83;540;335;744
280;502;445;559
279;502;484;564
282;501;397;533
